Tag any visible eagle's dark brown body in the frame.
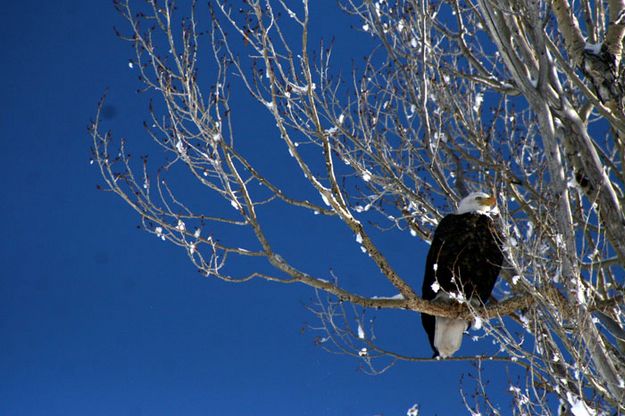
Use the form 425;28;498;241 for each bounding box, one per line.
421;212;503;357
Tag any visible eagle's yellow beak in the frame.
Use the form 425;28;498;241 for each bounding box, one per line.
482;196;496;207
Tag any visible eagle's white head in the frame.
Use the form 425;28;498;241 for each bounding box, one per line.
456;191;497;215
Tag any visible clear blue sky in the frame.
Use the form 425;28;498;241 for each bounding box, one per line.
1;1;511;415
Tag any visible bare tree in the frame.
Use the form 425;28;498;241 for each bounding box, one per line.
91;0;625;413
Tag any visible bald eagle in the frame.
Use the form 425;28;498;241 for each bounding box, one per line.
421;192;503;358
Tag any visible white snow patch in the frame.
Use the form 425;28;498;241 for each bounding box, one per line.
321;193;331;206
358;347;368;357
128;61;134;69
326;126;339;135
503;237;518;252
287;83;308;95
362;23;369;32
473;93;484;112
356;233;363;244
406;403;419;416
472;316;483;330
362;171;372;182
519;314;529;327
230;199;240;210
410;228;417;237
431;281;440;293
433;263;438;271
576;286;587;305
176;140;185;155
193;228;201;238
410;37;417;48
567;393;596;416
512;275;521;285
526;221;534;239
449;291;466;303
371;293;405;300
357;323;365;339
433;132;447;143
176;219;186;232
568;176;583;190
420;215;438;226
338;114;345;125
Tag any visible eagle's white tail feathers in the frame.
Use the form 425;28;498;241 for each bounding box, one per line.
434;316;467;358
432;292;480;357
